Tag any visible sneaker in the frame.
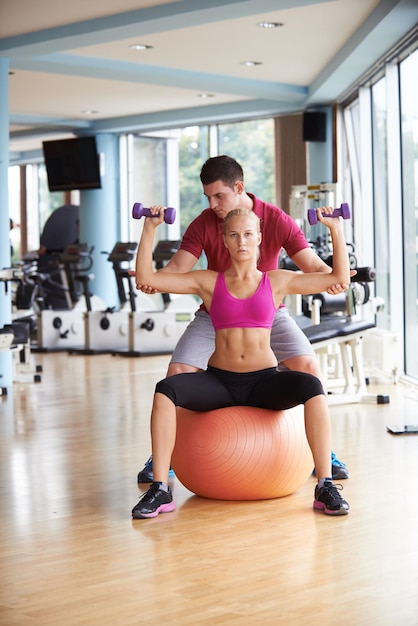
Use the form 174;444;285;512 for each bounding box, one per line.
132;482;175;519
137;455;175;483
312;451;349;480
313;481;350;516
331;451;349;480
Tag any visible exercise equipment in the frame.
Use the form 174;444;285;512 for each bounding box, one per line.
80;242;137;354
171;405;313;501
289;182;341;222
0;322;42;384
132;203;176;224
307;203;350;225
351;266;376;283
287;184;389;404
66;241;167;355
63;239;194;356
29;251;74;311
0;268;42;385
295;268;389;405
128;308;194;355
39;204;79;252
36;244;98;351
127;239;197;356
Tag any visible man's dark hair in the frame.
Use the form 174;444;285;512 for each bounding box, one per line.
200;155;244;189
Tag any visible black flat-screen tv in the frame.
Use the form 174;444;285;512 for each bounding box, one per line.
42;136;101;191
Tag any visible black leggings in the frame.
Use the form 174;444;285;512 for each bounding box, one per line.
155;366;324;412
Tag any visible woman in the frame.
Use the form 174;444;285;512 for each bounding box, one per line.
132;206;350;519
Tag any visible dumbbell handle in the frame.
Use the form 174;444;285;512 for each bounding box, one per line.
132;202;176;224
308;203;350;225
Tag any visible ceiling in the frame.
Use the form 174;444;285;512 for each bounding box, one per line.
2;0;417;163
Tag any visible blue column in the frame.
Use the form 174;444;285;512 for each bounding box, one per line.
0;57;13;389
78;133;120;308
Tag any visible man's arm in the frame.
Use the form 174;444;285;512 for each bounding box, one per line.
290;247;352;293
160;249;199;274
290;247;332;274
281;212;350;296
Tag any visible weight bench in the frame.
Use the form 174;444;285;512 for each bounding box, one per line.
0;321;42;386
0;327;15;396
1;267;42;392
295;297;389;406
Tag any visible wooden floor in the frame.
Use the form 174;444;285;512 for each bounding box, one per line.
1;351;418;626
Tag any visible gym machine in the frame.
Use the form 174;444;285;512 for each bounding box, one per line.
0;267;42;387
35;243;97;351
127;239;197;356
69;236;195;356
80;242;138;354
283;199;388;405
289;182;342;224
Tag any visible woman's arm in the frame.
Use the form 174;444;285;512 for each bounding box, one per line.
132;248;198;295
291;245;355;294
135;208;212;298
273;209;350;297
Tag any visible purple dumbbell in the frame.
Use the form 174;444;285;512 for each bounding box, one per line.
307;203;351;225
132;202;176;224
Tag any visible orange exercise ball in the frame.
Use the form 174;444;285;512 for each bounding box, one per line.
171;405;314;501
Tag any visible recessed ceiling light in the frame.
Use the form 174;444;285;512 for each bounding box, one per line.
241;61;263;67
257;22;284;29
81;109;98;115
129;44;153;51
197;93;215;99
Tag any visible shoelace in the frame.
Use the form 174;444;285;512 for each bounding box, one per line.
321;482;345;502
141;483;162;503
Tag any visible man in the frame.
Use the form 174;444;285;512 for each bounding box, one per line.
136;155;349;482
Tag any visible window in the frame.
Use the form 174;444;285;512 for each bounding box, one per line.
127;120;275;269
341;37;418;381
400;48;418;378
218;119;275;202
8;166;21;263
371;77;390;330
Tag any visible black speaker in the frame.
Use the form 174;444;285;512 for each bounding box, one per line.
303;112;326;142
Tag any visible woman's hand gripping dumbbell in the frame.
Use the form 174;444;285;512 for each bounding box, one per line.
132;202;176;224
131;203;175;294
311;204;356;291
307;203;350;225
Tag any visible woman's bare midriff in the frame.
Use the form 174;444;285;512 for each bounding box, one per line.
208;327;277;373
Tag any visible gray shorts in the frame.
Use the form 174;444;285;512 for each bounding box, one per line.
170;308;315;371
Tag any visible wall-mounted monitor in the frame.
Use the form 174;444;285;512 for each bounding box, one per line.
42;136;101;191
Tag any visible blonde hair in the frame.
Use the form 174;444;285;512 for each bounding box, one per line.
223;208;260;235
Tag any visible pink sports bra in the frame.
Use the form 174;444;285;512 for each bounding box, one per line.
210;272;277;331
